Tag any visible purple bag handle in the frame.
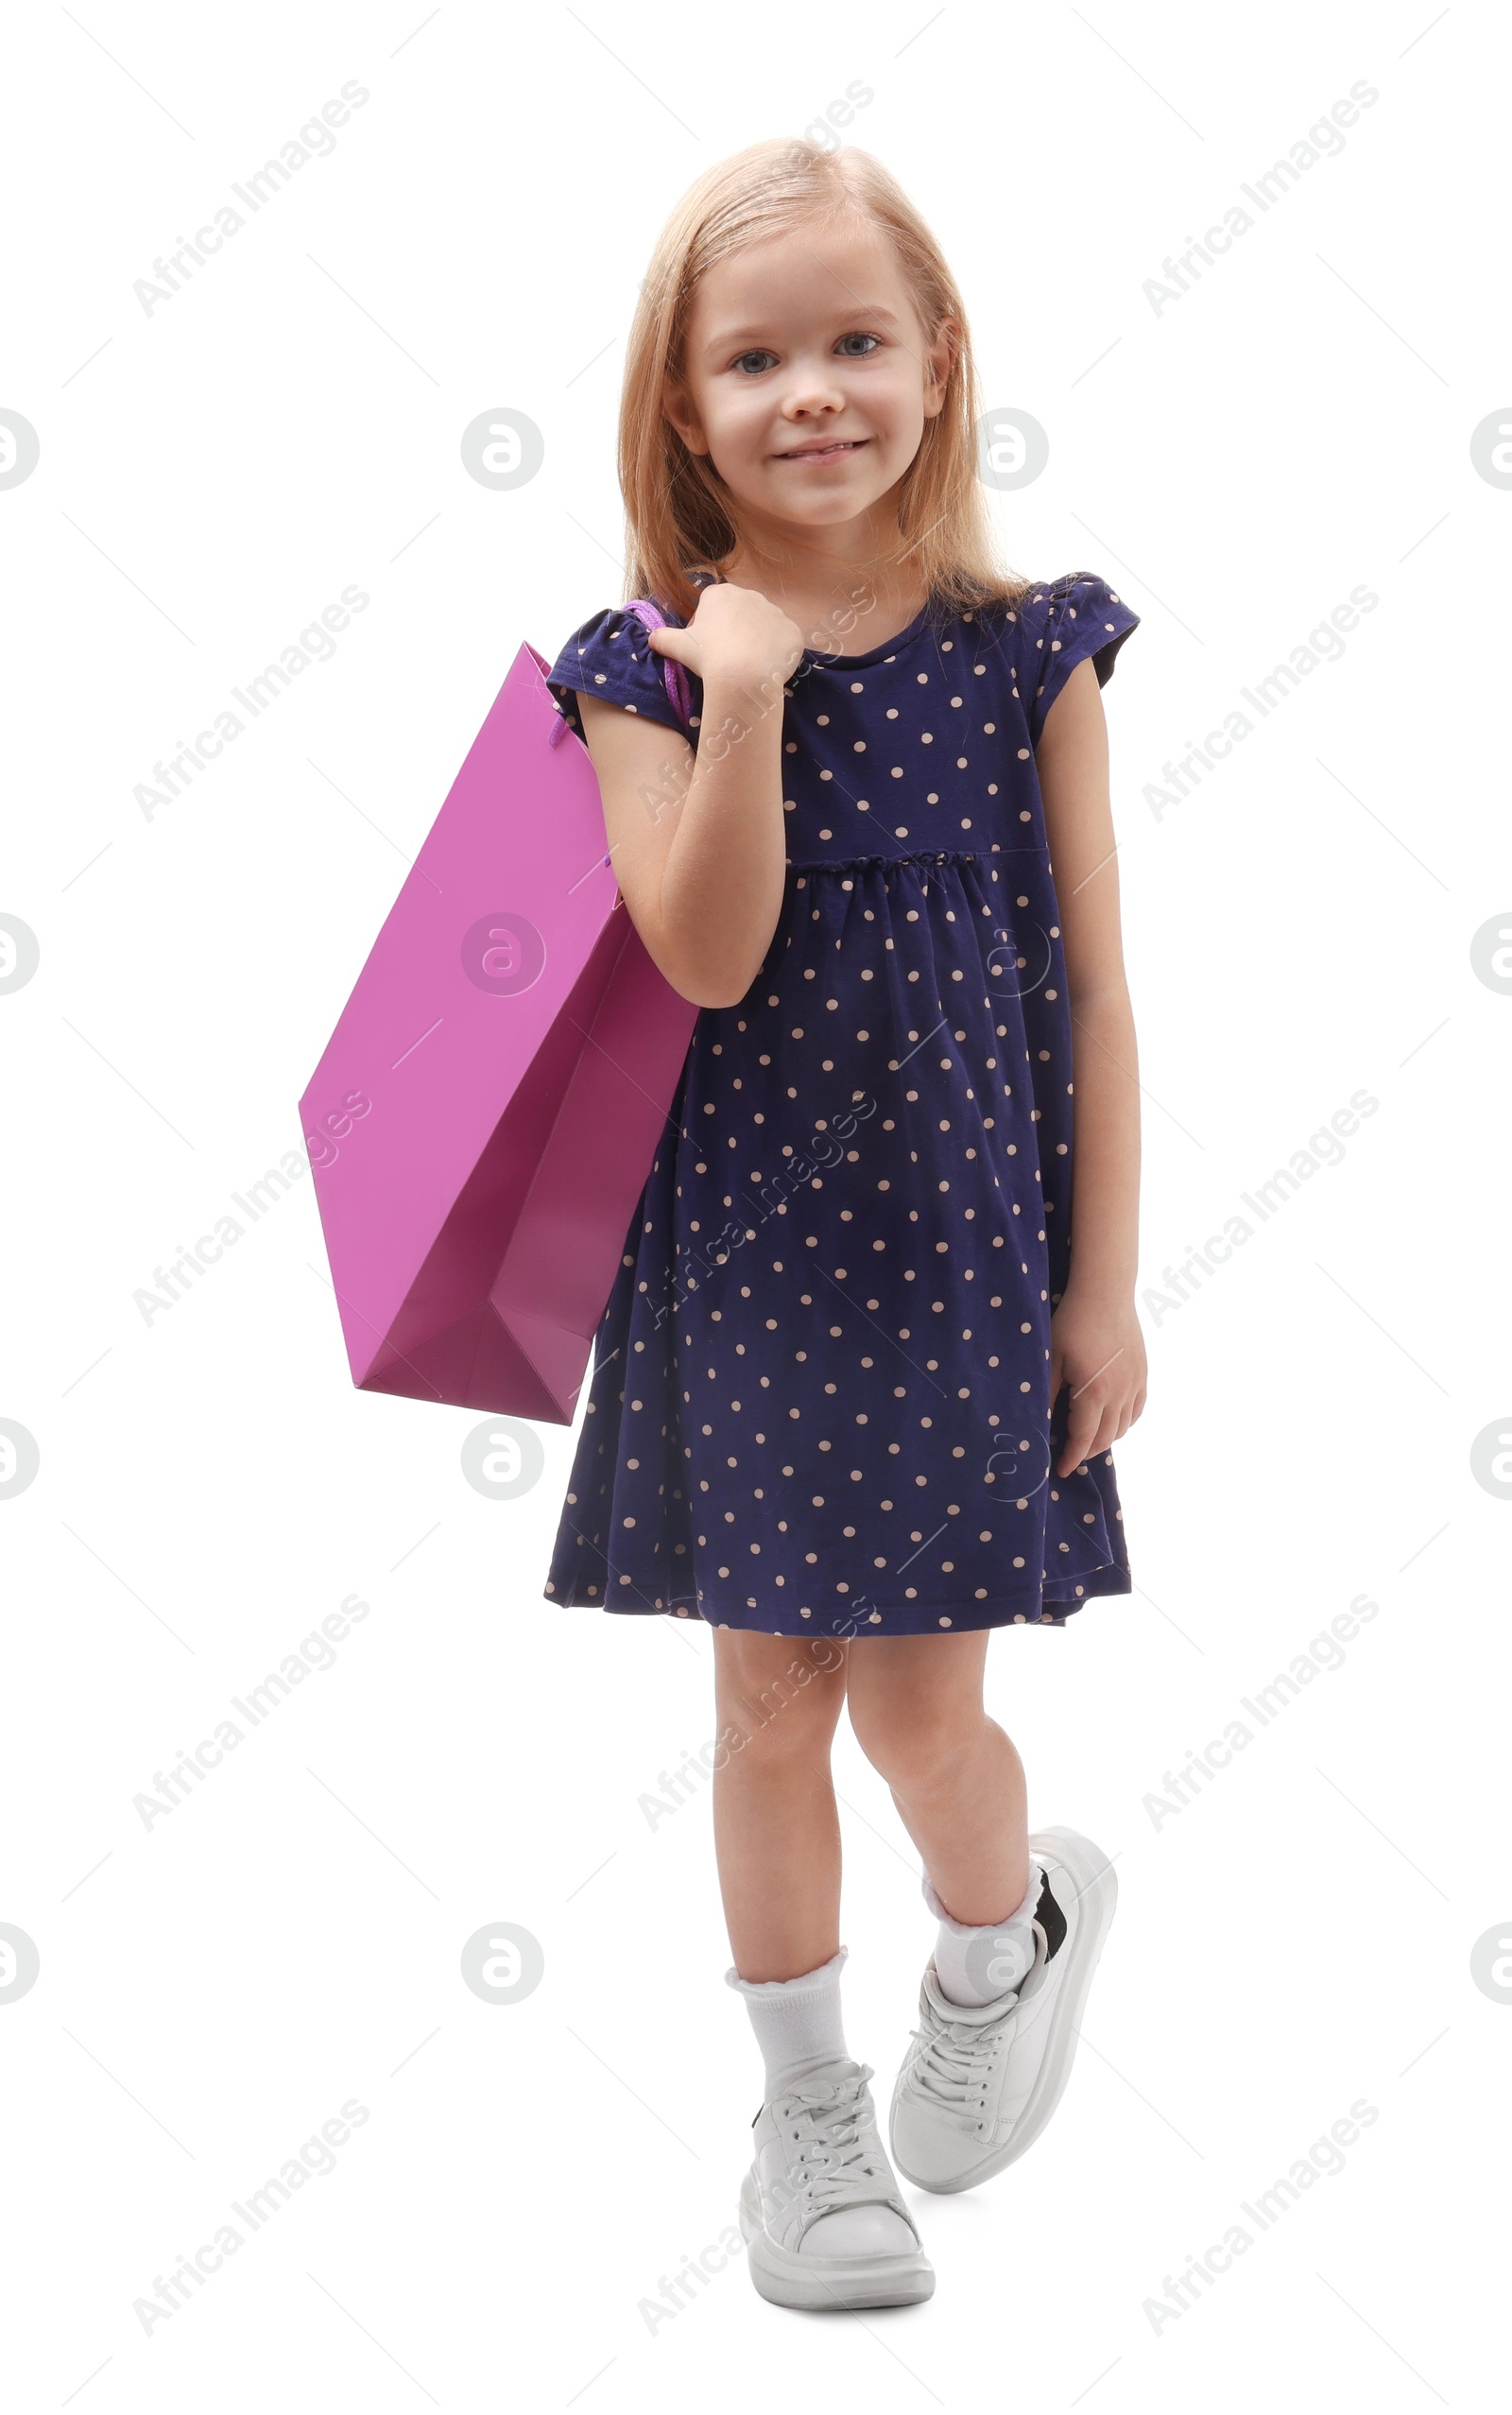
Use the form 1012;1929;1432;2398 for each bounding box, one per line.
620;595;695;733
544;595;696;751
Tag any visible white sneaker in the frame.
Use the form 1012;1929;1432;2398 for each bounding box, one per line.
739;2056;935;2310
889;1826;1117;2195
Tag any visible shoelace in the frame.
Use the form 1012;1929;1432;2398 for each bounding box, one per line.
904;1997;1022;2128
774;2065;898;2219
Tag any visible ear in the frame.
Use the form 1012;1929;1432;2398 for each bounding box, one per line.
921;315;960;421
663;382;709;457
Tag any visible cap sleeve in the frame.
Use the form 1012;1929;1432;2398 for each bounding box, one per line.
1021;573;1140;747
546;604;697;744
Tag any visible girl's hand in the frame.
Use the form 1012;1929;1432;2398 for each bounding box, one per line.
646;579;805;693
1048;1287;1147;1478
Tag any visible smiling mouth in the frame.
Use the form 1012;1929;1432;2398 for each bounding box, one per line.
777;439;869;462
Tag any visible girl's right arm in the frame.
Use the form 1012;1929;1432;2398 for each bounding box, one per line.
575;583;804;1009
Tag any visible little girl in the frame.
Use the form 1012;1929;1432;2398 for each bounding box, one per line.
541;137;1146;2313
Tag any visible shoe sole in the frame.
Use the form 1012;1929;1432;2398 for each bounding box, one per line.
892;1823;1118;2195
738;2170;936;2310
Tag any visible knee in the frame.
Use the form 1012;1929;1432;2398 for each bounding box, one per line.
714;1639;846;1770
850;1699;981;1794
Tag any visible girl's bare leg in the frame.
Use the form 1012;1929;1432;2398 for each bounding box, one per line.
844;1632;1029;1922
711;1630;850;1980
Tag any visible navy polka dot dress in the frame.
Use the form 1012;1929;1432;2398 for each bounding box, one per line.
541;570;1140;1640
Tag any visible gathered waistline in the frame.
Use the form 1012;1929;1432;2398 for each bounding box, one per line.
787;847;992;874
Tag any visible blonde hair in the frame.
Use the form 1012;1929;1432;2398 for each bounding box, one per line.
617;138;1032;628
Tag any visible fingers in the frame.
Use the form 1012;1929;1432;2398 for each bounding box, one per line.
1057;1388;1103;1477
1112;1383;1147;1443
1057;1383;1136;1475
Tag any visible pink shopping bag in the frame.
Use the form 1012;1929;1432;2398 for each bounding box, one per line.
298;602;697;1423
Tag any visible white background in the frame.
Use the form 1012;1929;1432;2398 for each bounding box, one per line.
3;3;1507;2407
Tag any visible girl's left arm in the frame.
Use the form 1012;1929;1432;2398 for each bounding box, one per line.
1036;657;1148;1475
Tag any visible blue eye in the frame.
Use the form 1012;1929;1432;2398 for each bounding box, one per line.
730;333;883;374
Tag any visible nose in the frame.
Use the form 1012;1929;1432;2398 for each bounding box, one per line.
777;357;848;423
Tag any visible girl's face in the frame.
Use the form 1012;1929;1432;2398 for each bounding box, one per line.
665;215;954;560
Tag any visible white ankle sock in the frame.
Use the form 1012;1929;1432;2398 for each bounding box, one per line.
725;1945;850;2102
923;1859;1043;2007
